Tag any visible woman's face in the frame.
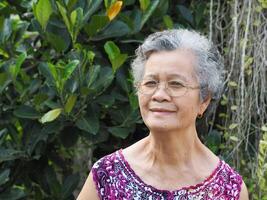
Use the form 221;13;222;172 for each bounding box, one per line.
138;49;210;132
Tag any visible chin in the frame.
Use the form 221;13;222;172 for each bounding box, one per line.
145;120;180;132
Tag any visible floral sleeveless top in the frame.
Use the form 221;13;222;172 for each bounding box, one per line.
92;149;242;200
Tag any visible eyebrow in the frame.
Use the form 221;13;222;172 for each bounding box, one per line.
144;73;189;82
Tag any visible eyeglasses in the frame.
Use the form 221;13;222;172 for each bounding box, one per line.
136;79;200;97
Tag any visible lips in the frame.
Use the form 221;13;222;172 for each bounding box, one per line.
149;108;176;112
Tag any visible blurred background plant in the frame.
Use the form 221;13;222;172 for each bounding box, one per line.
0;0;266;199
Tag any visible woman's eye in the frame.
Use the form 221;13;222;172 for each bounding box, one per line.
143;81;157;87
169;81;184;88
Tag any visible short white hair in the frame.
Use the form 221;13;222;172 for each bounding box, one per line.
131;29;224;102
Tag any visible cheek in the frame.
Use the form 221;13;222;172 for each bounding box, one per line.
178;95;200;116
138;95;149;114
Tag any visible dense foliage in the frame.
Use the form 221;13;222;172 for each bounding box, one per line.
0;0;266;199
210;1;267;199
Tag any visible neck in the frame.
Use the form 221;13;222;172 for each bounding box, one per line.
142;126;206;167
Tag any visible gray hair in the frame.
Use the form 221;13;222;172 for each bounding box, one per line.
131;29;225;115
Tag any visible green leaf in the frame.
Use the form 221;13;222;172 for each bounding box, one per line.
45;167;61;198
61;173;80;199
75;113;99;135
76;117;93;134
0;169;10;186
83;0;103;22
119;12;135;31
67;0;78;11
9;52;27;79
64;94;77;114
163;15;173;29
65;78;78;93
245;57;254;68
229;136;239;142
230;105;238;111
38;62;55;84
0;72;11;93
104;41;127;72
0;48;9;58
228;81;238;87
116;72;130;93
108;126;130;139
0;128;7;138
47;62;61;90
33;93;49;106
70;7;83;43
87;51;95;65
92;20;130;40
62;60;79;81
176;5;194;25
113;54;127;72
205;130;221;153
0;16;12;43
40;108;62;124
96;95;115;107
139;0;150;11
130;9;142;33
91;67;114;93
71;7;83;28
56;2;71;33
140;0;159;28
84;15;109;37
41;121;62;134
46;32;70;52
13;21;29;45
124;0;136;6
229;123;238;130
48;63;58;82
154;0;169;17
0;148;26;162
13;105;41;119
70;9;77;27
34;0;53;30
109;105;135;124
0;187;26;200
104;0;116;8
261;125;267;132
129;92;139;110
104;41;120;60
20;69;31;84
27;128;49;155
16;52;27;69
194;2;205;27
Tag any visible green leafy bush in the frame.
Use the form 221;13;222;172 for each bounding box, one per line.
0;0;209;199
1;0;263;199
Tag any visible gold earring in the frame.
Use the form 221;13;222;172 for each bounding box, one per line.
197;113;203;119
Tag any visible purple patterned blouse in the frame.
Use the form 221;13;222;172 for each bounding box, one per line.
92;149;243;200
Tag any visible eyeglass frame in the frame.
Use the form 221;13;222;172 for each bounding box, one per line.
135;79;202;98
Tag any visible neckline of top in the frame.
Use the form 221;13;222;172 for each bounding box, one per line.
117;148;223;194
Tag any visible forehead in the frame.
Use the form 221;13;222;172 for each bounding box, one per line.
144;73;188;82
143;49;197;82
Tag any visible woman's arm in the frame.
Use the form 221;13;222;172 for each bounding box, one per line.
239;181;249;200
77;171;100;200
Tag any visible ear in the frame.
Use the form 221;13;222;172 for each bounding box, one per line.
198;94;211;115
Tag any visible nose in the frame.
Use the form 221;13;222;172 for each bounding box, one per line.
151;83;171;102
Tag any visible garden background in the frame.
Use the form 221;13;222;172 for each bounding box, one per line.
0;0;266;199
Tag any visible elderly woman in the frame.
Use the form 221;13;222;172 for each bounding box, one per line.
78;29;249;200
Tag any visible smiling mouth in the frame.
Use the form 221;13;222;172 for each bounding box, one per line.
149;108;176;113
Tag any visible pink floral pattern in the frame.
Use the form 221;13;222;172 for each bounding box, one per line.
92;149;242;200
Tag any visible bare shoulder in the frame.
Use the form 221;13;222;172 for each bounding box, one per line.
77;171;99;200
239;180;249;200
